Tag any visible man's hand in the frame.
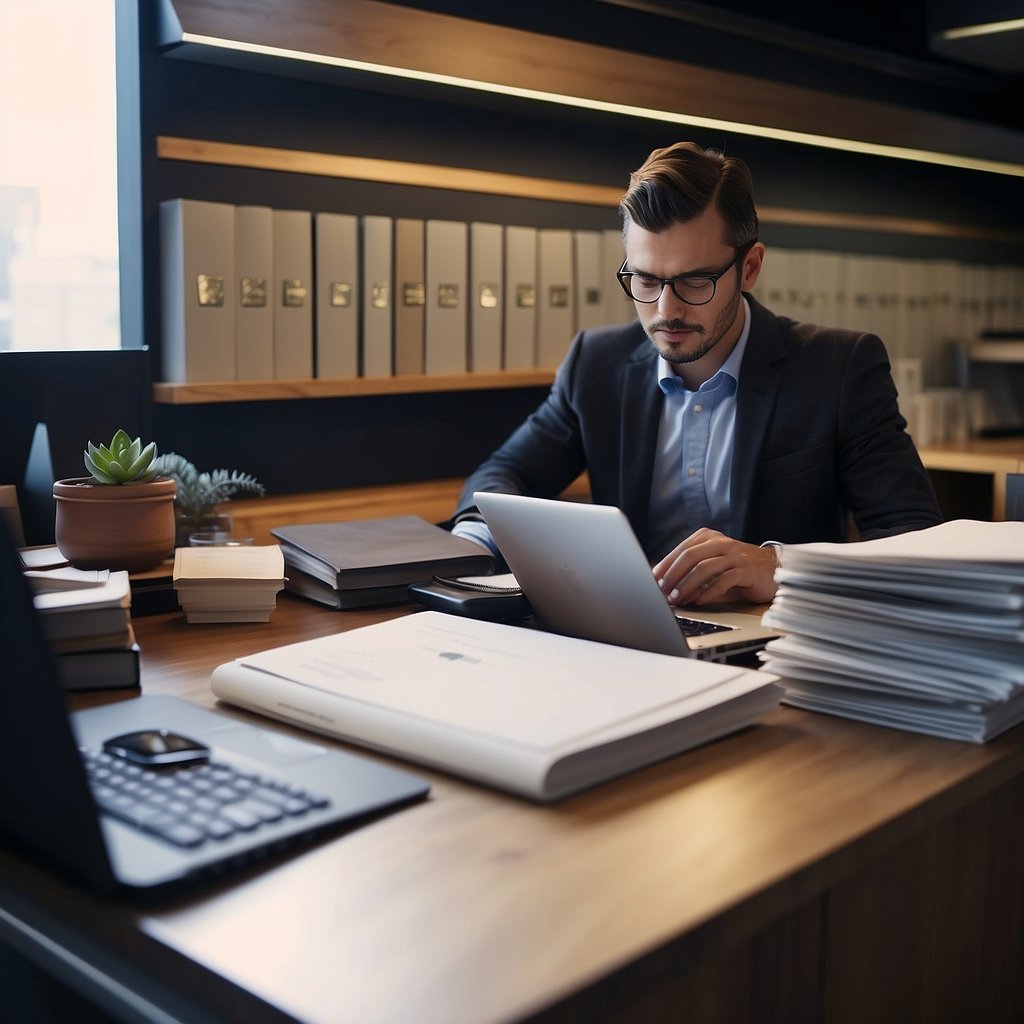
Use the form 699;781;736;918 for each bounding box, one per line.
652;529;779;606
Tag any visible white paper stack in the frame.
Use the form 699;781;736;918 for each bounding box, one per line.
760;520;1024;743
173;545;286;623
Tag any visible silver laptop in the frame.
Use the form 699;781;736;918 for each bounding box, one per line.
475;492;780;662
0;514;429;894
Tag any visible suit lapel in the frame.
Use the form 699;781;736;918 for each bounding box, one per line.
731;297;787;538
619;335;661;542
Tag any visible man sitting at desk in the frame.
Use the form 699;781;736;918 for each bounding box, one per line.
450;140;942;606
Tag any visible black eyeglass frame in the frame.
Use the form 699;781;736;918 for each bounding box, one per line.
616;243;753;306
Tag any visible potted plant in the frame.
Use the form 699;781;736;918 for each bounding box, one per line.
53;429;177;572
151;453;265;548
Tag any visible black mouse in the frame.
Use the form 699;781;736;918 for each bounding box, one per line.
103;729;211;767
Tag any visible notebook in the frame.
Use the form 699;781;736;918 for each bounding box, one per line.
474;492;781;662
0;516;429;894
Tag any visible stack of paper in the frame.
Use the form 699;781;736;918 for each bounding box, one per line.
24;561;139;691
173;545;286;623
760;520;1024;742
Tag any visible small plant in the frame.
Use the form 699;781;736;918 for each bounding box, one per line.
152;452;265;520
84;429;159;485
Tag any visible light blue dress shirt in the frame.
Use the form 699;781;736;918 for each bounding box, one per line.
454;298;752;561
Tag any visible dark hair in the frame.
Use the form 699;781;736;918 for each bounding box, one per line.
618;142;759;248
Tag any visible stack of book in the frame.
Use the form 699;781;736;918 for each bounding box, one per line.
173;545;286;623
271;515;495;609
25;561;139;692
760;519;1024;742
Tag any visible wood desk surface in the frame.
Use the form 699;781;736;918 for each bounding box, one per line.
11;595;1024;1023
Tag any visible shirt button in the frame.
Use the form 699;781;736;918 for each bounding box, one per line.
693;404;703;413
688;467;697;477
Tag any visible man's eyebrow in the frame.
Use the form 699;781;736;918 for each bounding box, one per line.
628;262;719;278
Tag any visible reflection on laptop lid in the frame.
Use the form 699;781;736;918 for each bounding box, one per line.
0;515;428;894
474;492;780;663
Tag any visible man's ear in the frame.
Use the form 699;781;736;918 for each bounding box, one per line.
741;242;766;291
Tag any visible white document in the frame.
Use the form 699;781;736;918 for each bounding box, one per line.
314;212;359;380
503;225;537;369
425;219;468;374
211;611;780;801
159;198;236;383
272;209;314;379
536;228;574;369
361;215;393;378
573;229;606;332
234;205;274;380
469;222;503;372
393;217;425;376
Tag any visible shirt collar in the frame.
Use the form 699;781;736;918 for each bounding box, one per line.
658;296;751;396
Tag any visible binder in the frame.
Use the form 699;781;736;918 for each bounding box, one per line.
272;209;313;379
504;225;537;369
536;229;574;369
601;228;634;324
425;219;468;374
573;229;605;332
159;198;236;383
468;222;503;372
314;212;359;379
393;218;425;375
361;215;393;378
233;205;274;381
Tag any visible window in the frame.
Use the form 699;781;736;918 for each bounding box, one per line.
0;0;119;351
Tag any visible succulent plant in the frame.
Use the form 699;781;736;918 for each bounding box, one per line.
84;429;160;485
151;452;265;518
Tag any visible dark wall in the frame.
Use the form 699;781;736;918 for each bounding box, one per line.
123;2;1024;500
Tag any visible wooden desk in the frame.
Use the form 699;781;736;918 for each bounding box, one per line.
4;596;1024;1023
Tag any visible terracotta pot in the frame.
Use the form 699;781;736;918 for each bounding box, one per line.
53;476;177;572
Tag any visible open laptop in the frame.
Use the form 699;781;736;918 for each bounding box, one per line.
0;515;429;894
475;492;781;662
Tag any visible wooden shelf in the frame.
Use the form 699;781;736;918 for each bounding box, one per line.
153;369;556;405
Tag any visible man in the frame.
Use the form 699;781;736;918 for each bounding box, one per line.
451;141;942;607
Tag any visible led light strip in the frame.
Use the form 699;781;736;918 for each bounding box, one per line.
940;17;1024;40
180;33;1024;180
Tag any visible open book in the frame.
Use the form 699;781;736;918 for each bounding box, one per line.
211;611;781;801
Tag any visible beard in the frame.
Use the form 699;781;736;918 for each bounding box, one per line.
643;284;742;365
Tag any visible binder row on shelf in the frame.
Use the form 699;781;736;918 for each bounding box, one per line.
159;199;636;384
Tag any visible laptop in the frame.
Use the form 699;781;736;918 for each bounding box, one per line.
474;492;781;662
0;515;429;894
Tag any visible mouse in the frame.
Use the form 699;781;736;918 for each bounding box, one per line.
102;729;211;767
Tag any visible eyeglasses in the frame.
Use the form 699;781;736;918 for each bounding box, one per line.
616;247;747;306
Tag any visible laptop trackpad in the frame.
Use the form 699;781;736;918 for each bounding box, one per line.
211;725;330;767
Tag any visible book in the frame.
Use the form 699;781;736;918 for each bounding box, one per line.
271;515;495;591
272;209;314;379
234;204;275;380
55;639;141;692
173;545;285;624
280;564;412;609
159;198;237;383
210;611;782;801
314;212;359;379
33;569;132;645
760;519;1024;743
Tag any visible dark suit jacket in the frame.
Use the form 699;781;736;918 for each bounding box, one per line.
456;295;942;558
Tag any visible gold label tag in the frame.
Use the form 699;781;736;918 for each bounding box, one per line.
240;276;266;308
516;284;536;309
196;274;224;307
371;282;389;310
403;282;425;306
584;287;601;306
479;283;499;309
437;284;459;309
282;279;307;307
331;282;352;308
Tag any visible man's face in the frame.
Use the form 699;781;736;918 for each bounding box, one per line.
623;206;761;385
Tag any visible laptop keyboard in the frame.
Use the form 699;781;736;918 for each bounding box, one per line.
80;747;332;850
676;615;734;637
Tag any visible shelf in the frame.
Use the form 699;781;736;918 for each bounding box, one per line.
153;369;556;405
969;341;1024;362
